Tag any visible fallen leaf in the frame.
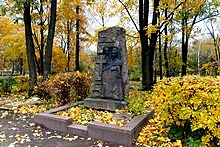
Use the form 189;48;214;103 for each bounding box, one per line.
10;127;17;130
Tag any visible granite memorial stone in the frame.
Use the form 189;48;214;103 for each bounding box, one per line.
84;27;129;111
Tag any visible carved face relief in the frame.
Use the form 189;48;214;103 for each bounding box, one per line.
110;47;118;59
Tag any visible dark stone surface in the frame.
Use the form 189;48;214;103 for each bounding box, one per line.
87;109;155;145
45;101;84;114
86;27;129;111
88;121;133;145
67;124;88;138
112;113;134;121
84;98;127;111
102;47;123;100
34;113;72;132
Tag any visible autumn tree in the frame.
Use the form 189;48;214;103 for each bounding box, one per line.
57;0;90;71
23;1;37;95
51;45;68;72
87;0;117;27
0;17;27;75
172;0;206;76
75;0;95;71
204;1;220;61
199;37;220;76
57;0;76;71
31;0;50;76
117;0;160;90
1;0;58;94
43;0;57;79
1;30;26;75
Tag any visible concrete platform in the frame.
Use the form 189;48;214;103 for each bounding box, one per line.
34;101;154;145
84;98;127;111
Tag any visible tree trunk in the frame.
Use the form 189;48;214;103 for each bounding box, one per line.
159;31;162;80
154;52;157;83
23;2;37;96
164;7;169;77
182;40;188;76
158;12;162;80
39;0;45;76
44;0;57;79
75;5;80;71
139;0;149;90
181;14;187;76
11;61;15;76
181;1;198;76
19;58;23;75
120;0;159;90
146;0;160;90
67;20;71;71
34;53;41;75
214;39;219;61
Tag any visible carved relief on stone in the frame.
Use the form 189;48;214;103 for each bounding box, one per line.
101;47;123;100
85;27;129;111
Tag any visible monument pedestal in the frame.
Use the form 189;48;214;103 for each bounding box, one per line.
84;98;127;111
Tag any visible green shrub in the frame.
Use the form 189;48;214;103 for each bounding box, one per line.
151;76;220;146
128;68;141;81
14;76;29;92
35;72;92;106
0;76;17;93
127;90;149;115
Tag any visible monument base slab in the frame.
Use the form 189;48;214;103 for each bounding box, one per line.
84;98;127;111
34;101;155;145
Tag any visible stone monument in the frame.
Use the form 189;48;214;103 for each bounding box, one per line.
84;27;129;111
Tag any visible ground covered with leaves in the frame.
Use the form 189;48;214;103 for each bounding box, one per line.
0;108;122;147
1;75;220;146
56;106;132;126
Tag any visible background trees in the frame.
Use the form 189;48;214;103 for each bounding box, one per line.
0;0;220;92
0;17;26;75
115;0;219;89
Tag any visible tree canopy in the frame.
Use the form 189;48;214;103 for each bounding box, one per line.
0;0;220;91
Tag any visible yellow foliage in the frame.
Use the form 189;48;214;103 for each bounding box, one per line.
136;110;172;146
135;76;220;146
17;105;47;115
173;140;182;147
0;16;26;71
35;72;92;106
14;76;29;92
51;46;67;72
1;32;26;61
56;105;130;126
201;61;220;76
79;50;94;72
151;76;220;146
144;25;159;38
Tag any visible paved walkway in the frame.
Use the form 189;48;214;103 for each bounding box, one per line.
0;94;126;147
0;109;124;147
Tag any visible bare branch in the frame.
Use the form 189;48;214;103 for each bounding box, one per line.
191;12;220;24
126;33;139;38
159;2;183;30
33;31;41;52
118;0;139;32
